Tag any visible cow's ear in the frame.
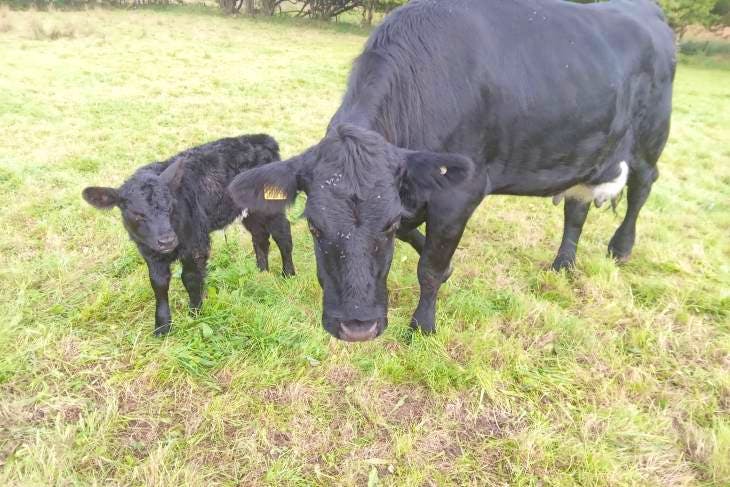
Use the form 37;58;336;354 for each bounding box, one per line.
401;150;474;197
159;160;184;191
82;187;120;209
228;159;301;215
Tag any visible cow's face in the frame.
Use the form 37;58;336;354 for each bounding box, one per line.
228;124;473;342
304;156;403;341
83;161;185;254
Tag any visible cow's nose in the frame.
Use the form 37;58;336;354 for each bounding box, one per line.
339;320;379;342
157;234;178;249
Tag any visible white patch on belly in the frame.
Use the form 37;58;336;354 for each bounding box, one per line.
552;161;629;208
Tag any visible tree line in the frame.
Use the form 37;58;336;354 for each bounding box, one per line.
4;0;730;36
216;0;399;25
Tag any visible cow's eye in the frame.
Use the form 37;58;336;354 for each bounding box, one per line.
308;221;321;239
129;211;145;223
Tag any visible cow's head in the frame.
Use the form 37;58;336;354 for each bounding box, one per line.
82;160;185;254
229;125;473;341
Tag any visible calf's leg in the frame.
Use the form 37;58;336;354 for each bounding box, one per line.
242;215;270;272
147;259;172;336
181;247;209;313
552;198;591;271
266;212;295;277
608;162;659;262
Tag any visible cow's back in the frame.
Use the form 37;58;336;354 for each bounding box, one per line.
336;0;675;195
169;135;281;231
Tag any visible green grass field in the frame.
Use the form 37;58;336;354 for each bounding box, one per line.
1;6;729;486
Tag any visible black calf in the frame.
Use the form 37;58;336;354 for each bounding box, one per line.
83;134;294;335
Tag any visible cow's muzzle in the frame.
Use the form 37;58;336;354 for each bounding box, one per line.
336;319;384;342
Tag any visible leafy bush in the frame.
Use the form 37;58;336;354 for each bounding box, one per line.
680;39;730;56
713;0;730;25
659;0;719;38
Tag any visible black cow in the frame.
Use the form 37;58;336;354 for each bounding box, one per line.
229;0;675;341
83;135;295;335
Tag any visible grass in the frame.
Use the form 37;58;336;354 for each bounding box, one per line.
1;6;729;486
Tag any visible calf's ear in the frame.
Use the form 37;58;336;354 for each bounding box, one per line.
159;160;184;191
228;160;300;215
82;187;120;209
401;150;474;198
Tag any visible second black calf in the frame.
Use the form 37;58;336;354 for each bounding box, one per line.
83;134;294;335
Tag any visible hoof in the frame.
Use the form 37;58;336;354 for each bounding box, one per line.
409;317;436;336
551;255;576;272
153;323;171;337
608;239;633;264
609;249;632;265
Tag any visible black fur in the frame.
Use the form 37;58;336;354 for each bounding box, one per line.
84;134;295;336
230;0;675;341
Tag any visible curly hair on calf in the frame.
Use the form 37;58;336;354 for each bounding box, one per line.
83;134;295;336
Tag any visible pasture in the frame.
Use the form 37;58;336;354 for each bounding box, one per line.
1;6;729;486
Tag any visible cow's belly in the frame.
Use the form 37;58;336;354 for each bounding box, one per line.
481;103;634;198
552;160;629;208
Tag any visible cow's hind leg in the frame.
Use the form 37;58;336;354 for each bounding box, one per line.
242;214;271;272
181;246;209;314
552;199;591;271
608;161;659;263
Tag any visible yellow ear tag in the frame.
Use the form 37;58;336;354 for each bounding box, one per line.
264;185;288;201
439;166;448;175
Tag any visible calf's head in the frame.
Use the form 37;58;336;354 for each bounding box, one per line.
82;161;185;254
229;125;473;342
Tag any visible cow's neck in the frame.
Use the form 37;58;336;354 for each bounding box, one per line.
328;49;435;150
328;107;374;135
331;100;430;152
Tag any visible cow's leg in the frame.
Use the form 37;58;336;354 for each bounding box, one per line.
410;198;480;334
181;247;209;314
242;214;270;272
397;228;425;253
552;198;591;271
147;259;172;336
608;162;659;262
267;212;296;277
398;227;453;283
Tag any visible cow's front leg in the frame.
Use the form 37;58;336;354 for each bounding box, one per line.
398;227;453;283
181;247;209;314
147;259;172;336
397;227;425;253
410;205;476;334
